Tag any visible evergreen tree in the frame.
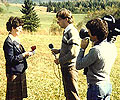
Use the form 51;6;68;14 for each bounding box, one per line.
20;0;40;32
47;6;53;12
39;0;42;6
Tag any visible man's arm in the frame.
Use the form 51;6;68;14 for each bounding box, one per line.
76;47;99;70
59;44;78;64
76;38;98;70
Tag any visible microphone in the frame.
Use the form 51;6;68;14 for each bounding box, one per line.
31;46;36;51
49;44;56;58
49;44;54;49
28;46;36;56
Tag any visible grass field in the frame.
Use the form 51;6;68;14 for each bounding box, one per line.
0;3;120;100
0;3;86;35
0;34;120;100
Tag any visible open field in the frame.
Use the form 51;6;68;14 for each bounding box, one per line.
0;34;120;100
0;3;86;35
0;3;120;100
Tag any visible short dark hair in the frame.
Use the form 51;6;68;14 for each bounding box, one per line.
6;16;24;32
56;8;73;24
86;18;108;41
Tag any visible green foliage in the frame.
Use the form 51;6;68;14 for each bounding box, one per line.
0;34;120;100
84;6;120;24
113;9;120;20
0;3;120;100
40;0;120;14
76;6;120;31
49;14;87;35
0;7;4;13
0;4;85;34
49;18;63;35
47;5;53;12
20;0;40;32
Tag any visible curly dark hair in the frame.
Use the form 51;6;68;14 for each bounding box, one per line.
6;16;24;32
86;18;108;41
56;8;73;24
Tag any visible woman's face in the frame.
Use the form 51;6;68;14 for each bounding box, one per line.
12;26;22;36
16;26;22;36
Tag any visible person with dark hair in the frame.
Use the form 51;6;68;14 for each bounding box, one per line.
76;18;117;100
3;16;35;100
51;8;80;100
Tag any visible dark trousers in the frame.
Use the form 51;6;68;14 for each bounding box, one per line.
61;66;80;100
87;83;112;100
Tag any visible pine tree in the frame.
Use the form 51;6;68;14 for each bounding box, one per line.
20;0;40;32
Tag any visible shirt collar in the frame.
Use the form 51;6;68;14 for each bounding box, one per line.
9;34;20;43
64;24;73;34
94;39;107;46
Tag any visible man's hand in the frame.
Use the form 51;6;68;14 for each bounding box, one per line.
54;58;60;65
51;49;60;54
81;38;89;49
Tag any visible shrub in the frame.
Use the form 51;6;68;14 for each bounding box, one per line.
0;7;4;13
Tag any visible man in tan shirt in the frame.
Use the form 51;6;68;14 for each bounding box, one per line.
51;8;80;100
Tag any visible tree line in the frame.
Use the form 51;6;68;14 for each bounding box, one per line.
39;0;120;14
1;0;120;33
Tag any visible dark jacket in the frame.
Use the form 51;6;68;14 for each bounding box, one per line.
3;36;27;75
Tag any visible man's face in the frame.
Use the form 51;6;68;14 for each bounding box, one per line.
57;17;66;28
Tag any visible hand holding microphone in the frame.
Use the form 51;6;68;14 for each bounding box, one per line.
49;44;57;58
49;44;60;65
22;46;36;58
30;45;36;55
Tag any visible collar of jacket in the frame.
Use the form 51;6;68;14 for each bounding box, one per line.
9;34;20;44
94;39;107;46
64;24;73;34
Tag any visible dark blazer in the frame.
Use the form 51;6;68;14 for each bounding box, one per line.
3;36;27;75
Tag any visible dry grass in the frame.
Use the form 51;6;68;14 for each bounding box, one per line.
0;3;86;35
0;3;120;100
0;34;120;100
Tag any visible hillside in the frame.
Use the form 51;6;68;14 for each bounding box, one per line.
3;0;74;4
1;0;119;4
0;0;120;4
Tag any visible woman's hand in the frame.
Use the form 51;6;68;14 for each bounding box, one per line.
22;52;30;58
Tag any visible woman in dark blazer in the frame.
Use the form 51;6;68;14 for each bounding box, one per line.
3;16;33;100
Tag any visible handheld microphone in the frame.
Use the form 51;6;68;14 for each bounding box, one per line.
28;46;36;56
49;44;56;58
31;46;36;51
49;44;54;49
